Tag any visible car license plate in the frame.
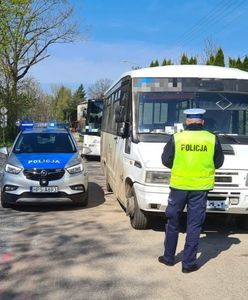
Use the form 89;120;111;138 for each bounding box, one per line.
31;186;58;193
207;200;229;210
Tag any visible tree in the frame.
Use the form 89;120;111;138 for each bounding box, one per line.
149;61;154;67
150;59;159;67
206;54;216;65
242;56;248;71
229;56;248;71
68;84;86;126
202;38;218;64
154;59;159;67
189;56;197;64
206;47;225;66
214;48;225;66
87;79;112;99
180;54;197;65
0;0;79;139
19;77;53;121
52;85;72;122
180;53;189;64
162;58;173;66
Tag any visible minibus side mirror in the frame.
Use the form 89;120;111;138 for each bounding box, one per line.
115;105;125;123
117;122;129;138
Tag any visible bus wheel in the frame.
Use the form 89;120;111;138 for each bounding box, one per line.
106;181;112;192
129;190;149;230
105;172;112;192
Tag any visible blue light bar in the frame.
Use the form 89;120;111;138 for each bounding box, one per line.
17;120;69;130
19;120;34;131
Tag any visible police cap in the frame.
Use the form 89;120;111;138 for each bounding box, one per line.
183;108;206;119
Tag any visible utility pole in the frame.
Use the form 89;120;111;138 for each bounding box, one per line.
0;107;8;145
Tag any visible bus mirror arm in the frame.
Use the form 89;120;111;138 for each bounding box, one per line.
118;122;129;138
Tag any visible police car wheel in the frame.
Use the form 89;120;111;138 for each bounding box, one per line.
130;189;149;230
1;193;11;208
75;191;88;207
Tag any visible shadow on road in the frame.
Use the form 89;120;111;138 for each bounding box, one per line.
152;213;243;267
196;231;241;268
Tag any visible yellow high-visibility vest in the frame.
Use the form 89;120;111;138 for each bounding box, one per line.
170;130;216;190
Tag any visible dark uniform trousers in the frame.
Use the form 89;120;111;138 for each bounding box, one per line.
164;188;208;268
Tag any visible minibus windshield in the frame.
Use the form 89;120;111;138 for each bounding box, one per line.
137;91;248;137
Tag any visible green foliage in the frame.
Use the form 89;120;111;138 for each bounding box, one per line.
150;60;159;67
53;86;72;122
180;53;189;64
206;48;225;66
154;60;159;67
149;61;155;67
0;0;77;140
50;84;86;126
243;56;248;71
180;54;197;65
214;48;225;66
162;58;173;66
206;54;215;65
189;56;197;64
68;84;86;125
229;56;248;71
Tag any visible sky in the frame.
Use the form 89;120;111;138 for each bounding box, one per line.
30;0;248;94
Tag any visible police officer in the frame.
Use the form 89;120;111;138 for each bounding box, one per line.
159;108;224;273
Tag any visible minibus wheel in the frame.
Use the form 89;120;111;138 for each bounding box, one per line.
130;190;149;230
105;171;112;192
236;215;248;230
106;182;112;192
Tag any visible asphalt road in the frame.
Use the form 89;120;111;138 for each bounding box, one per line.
0;159;248;300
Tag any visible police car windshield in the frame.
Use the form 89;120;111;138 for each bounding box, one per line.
13;132;77;154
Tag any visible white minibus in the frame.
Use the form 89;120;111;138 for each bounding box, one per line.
101;65;248;229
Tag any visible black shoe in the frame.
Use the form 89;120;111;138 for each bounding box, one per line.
158;256;174;266
182;264;198;273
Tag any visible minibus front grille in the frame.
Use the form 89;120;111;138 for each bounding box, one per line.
214;171;239;187
207;191;241;204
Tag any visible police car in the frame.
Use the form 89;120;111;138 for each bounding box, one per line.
0;121;88;207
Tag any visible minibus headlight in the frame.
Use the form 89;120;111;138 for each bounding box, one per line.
246;174;248;186
5;163;22;174
146;171;171;184
66;164;83;174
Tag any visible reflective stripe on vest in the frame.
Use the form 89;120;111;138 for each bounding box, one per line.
170;130;216;190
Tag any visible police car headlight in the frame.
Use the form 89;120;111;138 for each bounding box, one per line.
5;163;22;174
146;171;171;184
66;164;83;174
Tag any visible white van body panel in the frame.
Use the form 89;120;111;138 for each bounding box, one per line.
83;135;101;157
101;65;248;228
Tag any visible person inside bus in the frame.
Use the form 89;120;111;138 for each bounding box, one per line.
159;108;224;273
